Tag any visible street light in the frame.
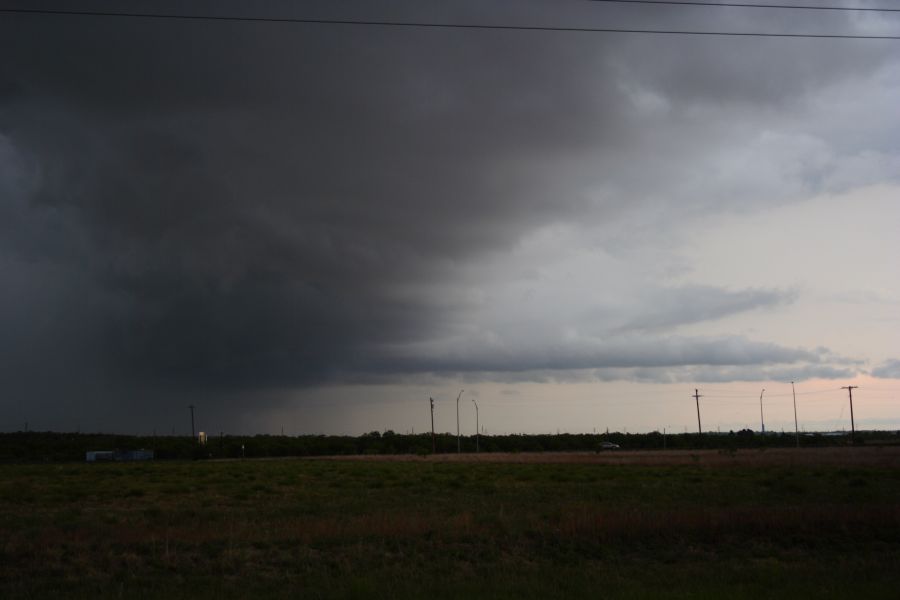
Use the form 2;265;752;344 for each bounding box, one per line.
759;388;766;434
456;389;464;453
791;381;799;448
430;397;436;454
472;398;479;453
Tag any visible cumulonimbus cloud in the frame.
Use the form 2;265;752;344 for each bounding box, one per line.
0;1;893;430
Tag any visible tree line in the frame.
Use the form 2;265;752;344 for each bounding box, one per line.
0;428;896;462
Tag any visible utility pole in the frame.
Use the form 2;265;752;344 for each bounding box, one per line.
759;388;766;434
189;405;196;440
841;385;859;444
456;389;464;453
791;381;799;448
693;389;703;436
430;397;436;454
472;399;479;453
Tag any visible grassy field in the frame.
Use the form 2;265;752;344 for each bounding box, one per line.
2;448;899;598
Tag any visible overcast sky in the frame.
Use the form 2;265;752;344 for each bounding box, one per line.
1;0;898;436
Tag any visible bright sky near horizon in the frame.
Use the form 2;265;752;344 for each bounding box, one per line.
1;0;898;435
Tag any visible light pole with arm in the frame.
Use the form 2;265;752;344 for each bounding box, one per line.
759;388;766;434
430;397;436;454
791;381;799;448
456;389;464;453
472;398;479;453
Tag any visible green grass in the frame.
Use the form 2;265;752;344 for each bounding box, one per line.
1;456;899;598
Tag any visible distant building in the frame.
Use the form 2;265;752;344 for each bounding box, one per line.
119;449;154;461
86;449;154;462
85;451;116;462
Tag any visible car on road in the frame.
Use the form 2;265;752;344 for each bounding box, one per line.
599;441;620;450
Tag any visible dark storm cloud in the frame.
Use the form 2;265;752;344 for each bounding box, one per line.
0;3;625;395
611;285;796;332
369;333;825;376
0;0;890;427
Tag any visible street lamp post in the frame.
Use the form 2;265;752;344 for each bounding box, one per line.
472;399;479;453
430;397;436;454
456;389;464;453
791;381;799;448
759;388;766;434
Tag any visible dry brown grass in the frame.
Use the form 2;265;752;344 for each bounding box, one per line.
2;451;900;598
308;446;900;467
553;503;900;539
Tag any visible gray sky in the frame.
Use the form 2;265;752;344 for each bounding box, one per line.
1;0;899;435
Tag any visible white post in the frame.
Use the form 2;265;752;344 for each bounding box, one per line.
456;389;464;453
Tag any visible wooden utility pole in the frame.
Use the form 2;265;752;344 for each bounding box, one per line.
693;389;703;436
189;405;195;440
430;397;436;454
841;386;859;443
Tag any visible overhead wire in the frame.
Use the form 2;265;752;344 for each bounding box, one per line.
768;387;843;397
1;7;899;39
585;0;900;13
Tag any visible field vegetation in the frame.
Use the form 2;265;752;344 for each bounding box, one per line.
2;429;897;462
2;448;899;598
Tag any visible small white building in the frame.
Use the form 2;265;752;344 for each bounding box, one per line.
85;450;116;462
85;449;154;462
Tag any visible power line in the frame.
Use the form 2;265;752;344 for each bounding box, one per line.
704;387;842;398
768;387;843;397
703;388;839;399
1;8;899;39
586;0;900;13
